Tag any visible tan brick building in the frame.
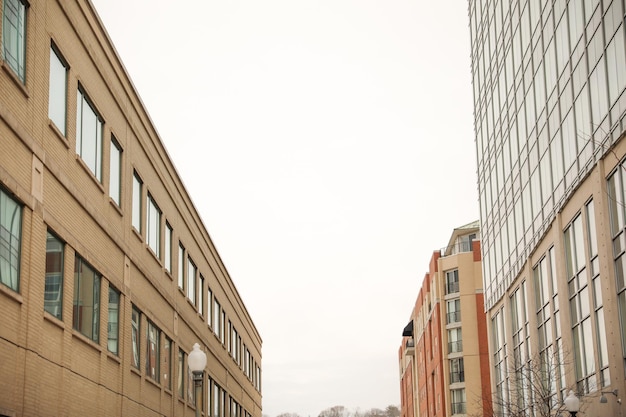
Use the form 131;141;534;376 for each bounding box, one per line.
0;0;262;416
399;222;490;417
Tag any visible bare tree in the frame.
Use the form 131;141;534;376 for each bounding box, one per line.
473;350;584;417
276;413;301;417
318;405;349;417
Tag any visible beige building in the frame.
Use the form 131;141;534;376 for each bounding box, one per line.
0;0;262;416
469;1;626;415
399;223;490;417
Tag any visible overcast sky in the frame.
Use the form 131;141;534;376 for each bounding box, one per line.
90;1;477;416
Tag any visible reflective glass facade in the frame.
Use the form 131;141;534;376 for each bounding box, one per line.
469;0;626;308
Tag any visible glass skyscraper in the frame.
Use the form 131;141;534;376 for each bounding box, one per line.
469;0;626;412
469;0;625;309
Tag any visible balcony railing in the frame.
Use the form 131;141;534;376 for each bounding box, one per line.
451;402;466;415
450;371;465;383
446;311;461;324
445;281;460;294
448;340;463;353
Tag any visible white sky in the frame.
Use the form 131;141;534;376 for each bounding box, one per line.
90;1;478;416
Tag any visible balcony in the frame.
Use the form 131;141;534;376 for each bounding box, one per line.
445;281;460;294
446;311;461;324
451;402;466;415
448;340;463;354
450;371;465;383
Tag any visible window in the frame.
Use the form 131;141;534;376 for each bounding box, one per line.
450;358;464;383
208;287;213;328
450;388;466;415
178;243;185;289
511;283;531;408
48;45;67;134
146;320;160;382
445;269;459;294
2;0;26;81
76;88;103;181
0;188;22;291
565;213;597;394
132;172;142;232
199;274;205;315
108;286;120;355
44;231;64;319
187;257;196;304
178;349;185;398
131;306;140;368
109;137;122;206
146;194;161;257
164;336;172;390
165;223;172;273
446;299;461;324
448;328;462;353
213;299;222;337
73;256;100;342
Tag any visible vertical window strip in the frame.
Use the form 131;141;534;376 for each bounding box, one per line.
132;172;142;232
146;194;161;257
165;223;172;273
75;88;103;180
107;286;120;355
2;0;26;81
178;243;185;290
0;188;22;291
73;256;100;342
146;320;160;381
187;257;196;304
109;137;122;206
131;306;140;368
48;45;67;134
44;231;64;319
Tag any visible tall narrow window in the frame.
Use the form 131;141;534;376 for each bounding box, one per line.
213;299;221;337
147;194;161;257
199;274;205;315
445;269;459;294
109;137;122;206
132;171;142;232
178;243;185;289
44;231;64;319
2;0;26;81
48;45;67;134
146;320;160;382
187;257;196;304
564;214;596;394
73;256;100;342
131;306;140;368
450;358;464;383
108;286;120;355
450;388;466;415
164;336;172;390
178;349;185;398
208;287;213;328
76;88;103;181
448;328;462;353
0;188;22;291
165;223;172;273
446;299;461;324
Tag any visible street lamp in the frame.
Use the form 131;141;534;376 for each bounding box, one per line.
564;390;580;417
188;343;207;417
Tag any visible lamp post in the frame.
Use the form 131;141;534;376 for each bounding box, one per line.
188;343;207;417
564;390;580;417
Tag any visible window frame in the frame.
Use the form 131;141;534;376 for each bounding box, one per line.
73;255;101;343
48;43;68;135
107;285;120;355
44;231;64;319
2;0;27;82
0;187;22;292
109;136;122;206
76;86;103;181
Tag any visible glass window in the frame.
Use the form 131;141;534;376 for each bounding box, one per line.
187;257;196;304
2;0;26;81
44;231;64;319
445;270;459;294
131;306;140;368
108;286;120;355
48;45;67;134
213;299;221;336
178;243;185;289
447;328;462;353
165;223;172;273
132;172;142;232
447;299;461;324
0;188;22;291
109;137;122;206
450;388;466;414
146;320;160;381
76;88;103;181
450;358;464;383
208;287;213;327
164;336;172;390
178;348;185;398
199;274;205;315
73;256;100;342
146;194;161;257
